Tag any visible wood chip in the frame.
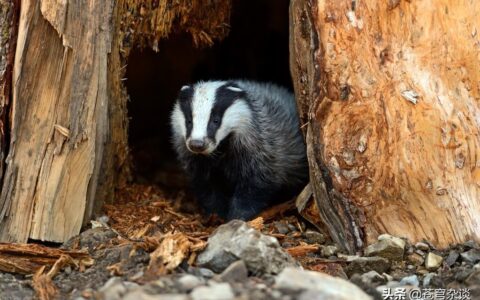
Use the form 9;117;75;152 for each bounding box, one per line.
148;233;192;272
248;217;264;230
32;266;58;300
286;244;320;257
0;243;91;275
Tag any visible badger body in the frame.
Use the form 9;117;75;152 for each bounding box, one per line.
170;80;308;220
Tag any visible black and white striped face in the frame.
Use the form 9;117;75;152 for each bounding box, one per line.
171;81;252;155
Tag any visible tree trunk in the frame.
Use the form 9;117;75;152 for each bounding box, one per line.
0;0;114;242
0;0;231;243
291;0;480;253
0;0;17;198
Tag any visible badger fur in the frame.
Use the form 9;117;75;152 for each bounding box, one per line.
170;80;308;220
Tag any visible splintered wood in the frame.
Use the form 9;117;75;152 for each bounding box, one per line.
0;243;92;275
291;0;480;252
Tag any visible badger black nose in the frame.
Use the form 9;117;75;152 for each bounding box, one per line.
188;139;206;152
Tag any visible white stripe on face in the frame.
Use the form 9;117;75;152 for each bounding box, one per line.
190;81;225;141
171;102;186;139
215;100;252;143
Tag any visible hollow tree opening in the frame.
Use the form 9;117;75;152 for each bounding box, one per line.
125;0;292;189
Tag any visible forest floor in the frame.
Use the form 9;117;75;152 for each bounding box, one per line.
0;183;479;300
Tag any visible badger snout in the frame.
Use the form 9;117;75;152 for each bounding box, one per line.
188;139;206;152
186;137;215;154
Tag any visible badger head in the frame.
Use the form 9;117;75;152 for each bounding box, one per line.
171;81;252;155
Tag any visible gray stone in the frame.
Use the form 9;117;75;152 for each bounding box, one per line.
191;283;235;300
425;252;443;270
415;242;430;251
364;238;404;261
461;249;480;264
445;250;460;267
98;277;135;300
357;271;386;285
321;245;338;257
177;275;204;292
407;253;424;266
214;260;248;283
382;273;393;282
303;230;326;244
197;220;298;275
378;234;406;250
465;269;480;286
464;240;479;249
274;222;290;234
345;256;390;276
399;275;419;287
422;273;436;287
275;267;372;300
123;291;188;300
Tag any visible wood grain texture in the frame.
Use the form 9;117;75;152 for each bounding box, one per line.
0;0;233;242
292;0;480;251
0;0;113;242
0;0;18;200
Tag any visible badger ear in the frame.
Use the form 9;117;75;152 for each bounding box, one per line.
226;86;243;93
180;85;191;91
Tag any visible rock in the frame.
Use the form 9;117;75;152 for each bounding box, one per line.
422;273;436;287
378;234;406;250
63;227;117;252
321;245;338;257
0;273;35;300
274;222;290;234
407;253;424;266
188;267;216;279
445;250;460;267
275;267;372;300
382;273;393;282
415;242;430;251
461;249;480;264
465;269;480;286
353;271;386;286
214;260;248;283
399;275;419;287
124;291;188;300
98;277;136;300
177;275;203;292
303;230;326;244
196;220;298;275
425;252;443;271
345;257;390;277
190;283;234;300
464;240;479;250
364;238;404;261
455;268;474;282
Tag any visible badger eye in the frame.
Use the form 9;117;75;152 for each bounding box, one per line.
187;119;192;125
213;118;220;124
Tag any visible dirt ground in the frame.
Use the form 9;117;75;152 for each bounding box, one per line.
0;184;479;300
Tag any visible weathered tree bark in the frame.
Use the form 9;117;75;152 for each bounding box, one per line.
0;0;18;193
291;0;480;253
0;0;231;243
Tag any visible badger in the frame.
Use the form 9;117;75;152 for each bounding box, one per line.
170;80;308;220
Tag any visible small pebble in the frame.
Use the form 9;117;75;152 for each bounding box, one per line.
415;242;430;251
460;248;480;264
191;283;234;300
422;273;435;287
303;230;326;244
425;252;443;271
178;275;203;291
321;245;338;257
445;250;459;267
274;222;290;234
399;275;419;287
